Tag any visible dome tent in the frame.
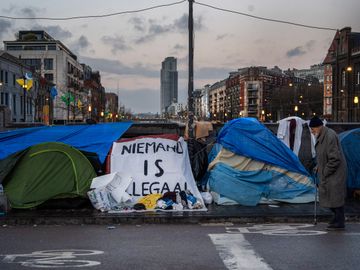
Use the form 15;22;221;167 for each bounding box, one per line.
203;118;315;206
339;128;360;189
0;142;97;209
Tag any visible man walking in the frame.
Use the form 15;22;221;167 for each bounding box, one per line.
309;116;347;230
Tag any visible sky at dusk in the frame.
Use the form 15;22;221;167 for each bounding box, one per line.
1;0;360;113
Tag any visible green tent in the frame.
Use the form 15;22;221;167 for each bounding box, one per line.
0;142;97;209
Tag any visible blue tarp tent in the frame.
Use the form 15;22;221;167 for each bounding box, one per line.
0;122;132;163
217;118;310;176
340;128;360;189
204;118;314;206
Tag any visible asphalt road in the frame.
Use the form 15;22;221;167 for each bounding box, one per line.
0;223;360;270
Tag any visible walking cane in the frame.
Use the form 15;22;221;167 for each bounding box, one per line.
314;182;317;225
313;168;318;225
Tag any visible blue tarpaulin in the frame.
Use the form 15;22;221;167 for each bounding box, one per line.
217;118;310;176
0;122;133;163
340;128;360;189
208;163;314;206
203;118;315;206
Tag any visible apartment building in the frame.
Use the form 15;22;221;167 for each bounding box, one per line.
4;30;85;123
323;27;360;122
0;51;49;125
208;79;226;121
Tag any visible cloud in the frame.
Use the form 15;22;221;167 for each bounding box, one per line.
78;35;90;49
101;35;131;54
0;19;12;38
4;5;46;18
174;14;204;32
174;44;186;50
305;40;316;49
80;56;159;78
128;17;146;32
286;40;317;58
19;7;38;18
248;5;255;12
216;34;228;40
68;35;91;55
286;46;306;58
134;22;172;44
41;25;72;40
134;14;204;44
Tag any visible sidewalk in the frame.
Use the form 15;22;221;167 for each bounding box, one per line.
1;200;360;225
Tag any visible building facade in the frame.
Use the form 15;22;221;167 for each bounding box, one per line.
82;66;106;122
207;66;322;123
208;79;226;121
0;51;50;125
4;30;86;123
323;64;333;118
105;92;119;122
167;102;185;117
292;64;325;83
323;27;360;122
160;57;178;115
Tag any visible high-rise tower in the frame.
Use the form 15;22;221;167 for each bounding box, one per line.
160;57;178;114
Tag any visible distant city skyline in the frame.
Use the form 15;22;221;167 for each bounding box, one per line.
1;0;359;113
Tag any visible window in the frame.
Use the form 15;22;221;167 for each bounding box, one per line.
342;70;346;87
23;59;41;70
48;44;56;50
0;70;3;82
5;71;8;84
0;92;3;105
5;93;9;106
357;71;360;85
44;58;53;70
13;94;16;114
13;74;16;86
28;97;32;114
23;45;46;50
44;73;54;82
20;96;23;114
7;45;23;50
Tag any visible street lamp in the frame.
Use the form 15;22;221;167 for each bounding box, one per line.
88;104;92;119
294;105;298;116
347;66;353;121
0;82;3;105
22;76;28;122
354;96;359;104
354;96;359;122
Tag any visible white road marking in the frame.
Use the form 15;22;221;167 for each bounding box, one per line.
226;223;327;236
1;249;103;268
209;233;273;270
200;222;234;226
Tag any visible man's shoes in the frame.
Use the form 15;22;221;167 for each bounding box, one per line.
326;224;345;231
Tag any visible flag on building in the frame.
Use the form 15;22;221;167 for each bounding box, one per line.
50;86;58;99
